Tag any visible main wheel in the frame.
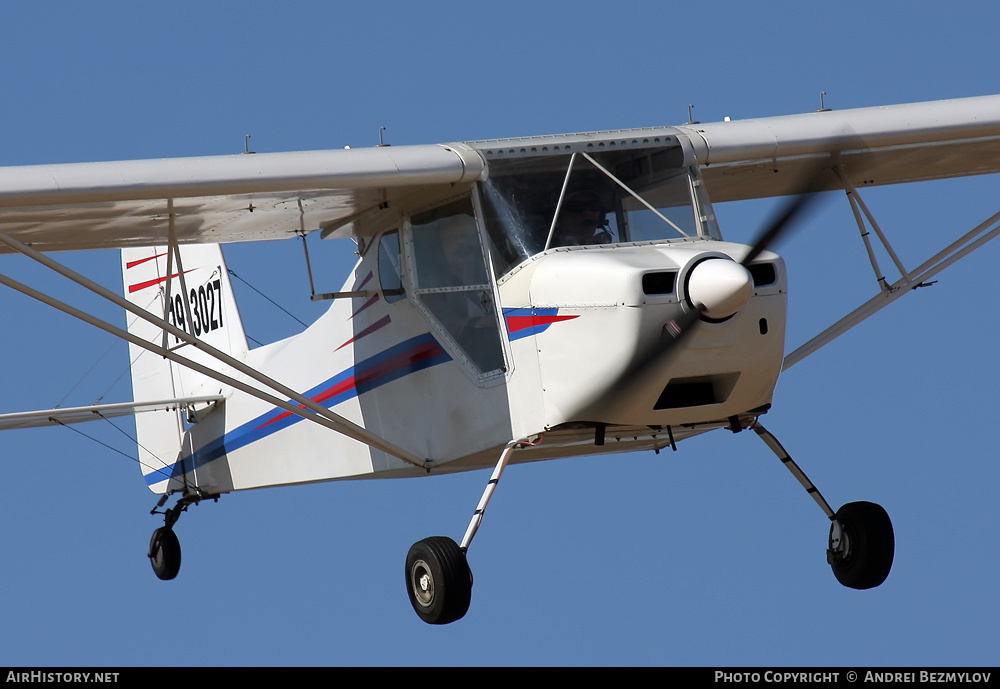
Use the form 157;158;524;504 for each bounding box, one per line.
405;536;472;625
828;501;894;589
149;527;181;581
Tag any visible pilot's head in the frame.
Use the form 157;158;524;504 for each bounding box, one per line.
558;188;607;245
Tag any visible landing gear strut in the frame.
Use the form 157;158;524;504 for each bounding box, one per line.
404;436;542;624
752;422;894;589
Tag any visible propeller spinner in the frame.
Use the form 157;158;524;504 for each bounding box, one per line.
685;258;754;320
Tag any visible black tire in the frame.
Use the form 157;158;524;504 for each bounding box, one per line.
149;527;181;581
828;501;894;590
405;536;472;625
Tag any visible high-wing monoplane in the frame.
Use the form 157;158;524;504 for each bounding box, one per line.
1;95;998;624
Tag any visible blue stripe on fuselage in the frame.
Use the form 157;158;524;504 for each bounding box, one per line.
145;333;451;486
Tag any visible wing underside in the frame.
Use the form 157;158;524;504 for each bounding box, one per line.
0;144;485;253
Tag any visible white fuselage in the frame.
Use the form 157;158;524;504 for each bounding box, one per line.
159;236;787;495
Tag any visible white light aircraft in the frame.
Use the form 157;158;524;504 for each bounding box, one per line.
1;95;998;624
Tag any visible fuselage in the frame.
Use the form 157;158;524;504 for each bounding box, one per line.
152;132;790;494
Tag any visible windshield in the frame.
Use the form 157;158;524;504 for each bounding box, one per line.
479;146;719;276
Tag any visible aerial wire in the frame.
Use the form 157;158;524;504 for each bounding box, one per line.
51;416;139;464
53;335;122;408
227;267;308;327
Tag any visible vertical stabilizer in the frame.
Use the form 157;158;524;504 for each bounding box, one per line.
121;244;248;494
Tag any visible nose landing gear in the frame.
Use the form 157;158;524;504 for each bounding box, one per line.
752;422;894;590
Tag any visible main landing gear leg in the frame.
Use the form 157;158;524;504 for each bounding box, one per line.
405;435;543;625
752;422;894;590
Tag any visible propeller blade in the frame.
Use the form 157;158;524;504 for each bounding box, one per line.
740;190;820;267
609;303;704;400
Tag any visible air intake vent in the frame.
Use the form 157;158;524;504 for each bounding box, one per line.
653;373;741;410
642;271;676;295
747;263;776;287
654;380;715;409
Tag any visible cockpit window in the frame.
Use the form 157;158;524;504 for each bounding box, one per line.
479;145;718;276
621;173;697;241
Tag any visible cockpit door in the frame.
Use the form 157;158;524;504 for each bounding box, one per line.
404;194;507;381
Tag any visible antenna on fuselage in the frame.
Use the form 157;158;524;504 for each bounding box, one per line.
685;104;699;125
377;126;390;147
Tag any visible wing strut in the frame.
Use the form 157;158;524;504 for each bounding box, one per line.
783;207;1000;370
0;230;427;469
160;199;198;354
834;166;909;292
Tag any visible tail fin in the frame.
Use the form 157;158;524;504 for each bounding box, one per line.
121;244;248;493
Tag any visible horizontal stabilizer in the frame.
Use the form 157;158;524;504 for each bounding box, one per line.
0;396;224;431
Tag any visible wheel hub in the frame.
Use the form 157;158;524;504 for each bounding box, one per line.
411;559;435;607
827;519;851;564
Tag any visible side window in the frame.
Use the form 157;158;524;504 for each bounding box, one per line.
409;197;505;375
378;230;405;303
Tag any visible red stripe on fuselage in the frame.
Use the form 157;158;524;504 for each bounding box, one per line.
505;314;578;333
353;341;443;388
350;293;380;319
255;340;445;429
336;314;391;351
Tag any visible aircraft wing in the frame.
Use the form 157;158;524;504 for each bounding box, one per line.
2;96;999;255
0;144;485;253
680;95;1000;202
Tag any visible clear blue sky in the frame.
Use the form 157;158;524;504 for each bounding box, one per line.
1;0;997;667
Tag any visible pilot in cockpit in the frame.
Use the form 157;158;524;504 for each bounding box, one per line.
549;188;614;247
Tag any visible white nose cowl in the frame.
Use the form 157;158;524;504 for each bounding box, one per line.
686;259;753;320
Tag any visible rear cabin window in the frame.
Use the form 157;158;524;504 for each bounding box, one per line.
378;230;405;303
